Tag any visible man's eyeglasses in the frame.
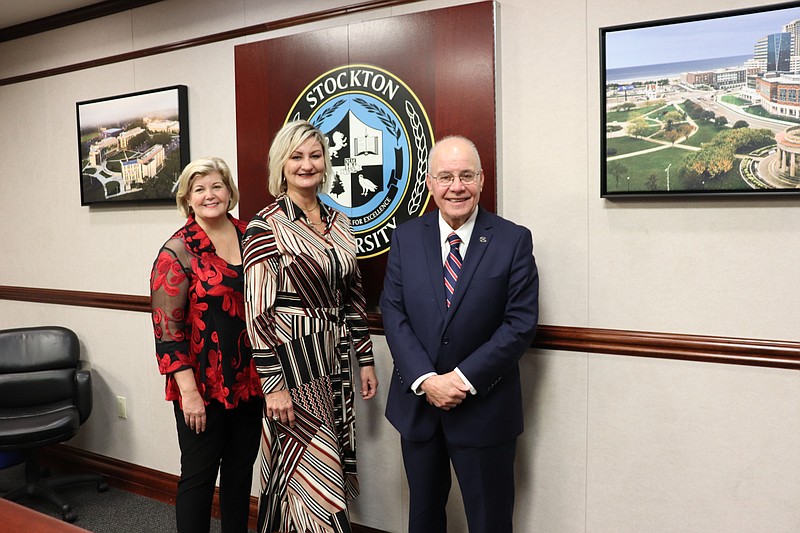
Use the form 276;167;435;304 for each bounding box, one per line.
430;171;481;186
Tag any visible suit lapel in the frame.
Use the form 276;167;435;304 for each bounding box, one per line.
423;212;448;319
444;207;493;325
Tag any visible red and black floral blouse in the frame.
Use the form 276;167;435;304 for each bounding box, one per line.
150;215;261;409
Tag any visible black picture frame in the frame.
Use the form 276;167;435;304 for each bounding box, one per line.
76;85;189;205
601;2;800;198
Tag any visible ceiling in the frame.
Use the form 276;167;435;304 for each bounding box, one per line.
0;0;164;42
0;1;103;30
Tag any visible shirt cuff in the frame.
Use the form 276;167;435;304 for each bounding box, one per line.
411;372;437;395
454;367;477;395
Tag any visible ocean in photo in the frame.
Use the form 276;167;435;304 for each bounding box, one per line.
606;54;753;84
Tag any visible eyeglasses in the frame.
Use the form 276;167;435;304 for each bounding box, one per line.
430;171;481;186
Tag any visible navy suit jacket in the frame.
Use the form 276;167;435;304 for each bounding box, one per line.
381;207;539;447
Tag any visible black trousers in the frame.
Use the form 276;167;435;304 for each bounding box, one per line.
401;425;517;533
173;398;263;533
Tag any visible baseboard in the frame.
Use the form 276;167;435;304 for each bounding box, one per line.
40;444;388;533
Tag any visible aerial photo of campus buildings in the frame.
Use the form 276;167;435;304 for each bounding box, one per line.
79;114;182;203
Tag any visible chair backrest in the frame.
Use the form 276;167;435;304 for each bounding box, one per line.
0;327;80;408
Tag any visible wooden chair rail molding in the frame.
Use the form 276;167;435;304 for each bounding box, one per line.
2;285;798;370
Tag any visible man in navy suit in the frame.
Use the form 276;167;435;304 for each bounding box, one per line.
380;135;539;533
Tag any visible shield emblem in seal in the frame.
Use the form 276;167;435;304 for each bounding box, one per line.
328;112;384;209
287;64;433;258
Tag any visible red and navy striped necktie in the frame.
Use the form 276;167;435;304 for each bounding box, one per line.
443;232;462;308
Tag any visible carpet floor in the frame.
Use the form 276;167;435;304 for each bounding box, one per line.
0;461;240;532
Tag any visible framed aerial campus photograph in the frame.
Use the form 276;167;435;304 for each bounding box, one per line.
601;2;800;197
76;85;189;205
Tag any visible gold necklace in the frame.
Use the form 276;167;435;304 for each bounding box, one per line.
301;202;323;226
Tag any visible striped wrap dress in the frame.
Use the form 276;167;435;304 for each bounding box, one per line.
242;196;374;533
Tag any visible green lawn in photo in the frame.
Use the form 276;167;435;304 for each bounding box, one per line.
681;120;723;147
606;135;661;157
80;132;101;143
720;95;750;107
638;104;669;118
745;105;800;124
605;145;752;193
605;146;688;192
105;151;139;173
606;103;667;123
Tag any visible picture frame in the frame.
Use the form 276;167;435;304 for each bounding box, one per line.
601;3;800;198
76;85;189;205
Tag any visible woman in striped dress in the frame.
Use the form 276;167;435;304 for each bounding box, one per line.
242;120;378;533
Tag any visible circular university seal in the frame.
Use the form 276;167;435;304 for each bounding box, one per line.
287;64;433;258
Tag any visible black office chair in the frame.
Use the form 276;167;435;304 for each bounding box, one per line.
0;326;107;522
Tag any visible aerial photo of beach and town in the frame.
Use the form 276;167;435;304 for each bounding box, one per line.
603;5;800;195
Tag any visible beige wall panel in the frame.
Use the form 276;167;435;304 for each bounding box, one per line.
587;353;800;532
39;13;133;73
0;13;131;78
516;350;589;533
0;82;48;262
349;338;406;531
0;36;46;79
131;0;245;51
130;41;243;169
587;201;800;338
243;0;353;24
499;0;591;327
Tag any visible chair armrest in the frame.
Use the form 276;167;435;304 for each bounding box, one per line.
75;360;93;424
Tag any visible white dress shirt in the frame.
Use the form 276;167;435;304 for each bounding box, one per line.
411;209;479;396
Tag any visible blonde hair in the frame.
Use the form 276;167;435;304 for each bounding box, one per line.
267;120;332;196
175;157;239;217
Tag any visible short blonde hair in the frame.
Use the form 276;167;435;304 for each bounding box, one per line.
267;120;332;196
175;157;239;217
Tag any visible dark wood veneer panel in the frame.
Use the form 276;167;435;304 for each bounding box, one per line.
234;2;497;311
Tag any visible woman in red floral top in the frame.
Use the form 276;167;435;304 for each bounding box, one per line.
150;156;262;533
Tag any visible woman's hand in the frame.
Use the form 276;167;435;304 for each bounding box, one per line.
360;365;378;400
265;390;295;427
173;369;206;434
181;391;206;433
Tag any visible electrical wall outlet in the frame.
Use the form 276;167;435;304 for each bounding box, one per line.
116;396;127;419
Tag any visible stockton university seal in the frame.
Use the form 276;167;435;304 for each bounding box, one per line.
287;64;433;258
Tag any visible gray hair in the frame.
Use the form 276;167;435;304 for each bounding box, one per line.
428;135;482;172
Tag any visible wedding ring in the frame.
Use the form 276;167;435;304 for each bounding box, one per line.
272;415;279;420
